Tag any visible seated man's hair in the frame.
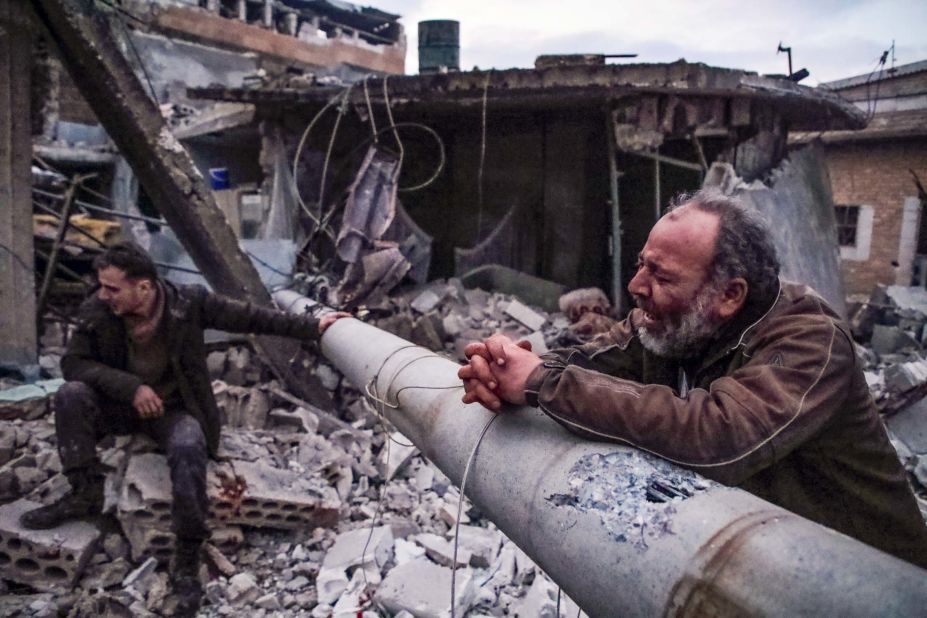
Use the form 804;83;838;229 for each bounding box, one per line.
93;241;160;282
670;190;781;301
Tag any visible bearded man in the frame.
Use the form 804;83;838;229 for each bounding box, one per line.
20;242;347;614
458;190;927;569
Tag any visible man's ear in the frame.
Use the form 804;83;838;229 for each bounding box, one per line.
135;278;154;295
717;277;748;320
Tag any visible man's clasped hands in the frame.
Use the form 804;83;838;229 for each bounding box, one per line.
457;334;544;410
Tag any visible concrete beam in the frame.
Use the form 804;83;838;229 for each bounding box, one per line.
30;0;332;408
153;5;405;75
318;316;927;617
0;0;37;369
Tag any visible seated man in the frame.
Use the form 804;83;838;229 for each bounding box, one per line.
21;242;348;615
459;190;927;569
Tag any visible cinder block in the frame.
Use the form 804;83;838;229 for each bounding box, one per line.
0;499;101;590
220;460;340;530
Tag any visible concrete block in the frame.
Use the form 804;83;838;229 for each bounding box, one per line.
316;566;350;606
228;572;260;605
220;460;341;530
414;532;470;568
503;299;546;331
380;432;419;480
375;559;475;617
411;289;442;314
322;525;393;573
449;525;501;568
119;453;339;542
0;499;101;590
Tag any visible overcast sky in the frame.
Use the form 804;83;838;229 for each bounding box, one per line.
372;0;927;85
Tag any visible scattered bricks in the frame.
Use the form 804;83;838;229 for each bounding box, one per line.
503;299;546;331
222;460;341;530
0;499;101;590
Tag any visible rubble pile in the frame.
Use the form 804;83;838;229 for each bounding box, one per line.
0;288;593;617
851;285;927;515
365;279;597;361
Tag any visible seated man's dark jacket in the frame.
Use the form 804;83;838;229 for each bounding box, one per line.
61;281;320;457
524;279;927;569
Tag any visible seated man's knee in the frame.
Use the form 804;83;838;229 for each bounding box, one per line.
167;416;207;458
54;381;95;410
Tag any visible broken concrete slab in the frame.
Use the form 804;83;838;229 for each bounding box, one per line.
375;559;475;617
504;299;546;331
414;532;471;568
0;379;63;421
411;289;442;315
885;396;927;455
322;525;393;573
380;432;419;481
0;498;101;590
449;525;502;568
871;325;921;356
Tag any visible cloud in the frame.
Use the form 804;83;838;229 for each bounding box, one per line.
373;0;927;81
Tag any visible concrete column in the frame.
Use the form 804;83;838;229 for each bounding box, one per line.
284;12;297;36
236;0;246;21
262;0;273;29
205;0;220;13
896;196;921;285
0;0;38;370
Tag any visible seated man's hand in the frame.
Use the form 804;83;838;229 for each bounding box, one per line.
319;311;352;335
458;334;540;410
133;385;164;419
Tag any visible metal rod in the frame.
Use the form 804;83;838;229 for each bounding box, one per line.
625;149;703;173
311;313;927;618
654;154;661;220
33;187;167;226
605;110;623;313
35;174;87;319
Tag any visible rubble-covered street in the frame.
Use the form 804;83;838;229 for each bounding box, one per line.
2;0;927;616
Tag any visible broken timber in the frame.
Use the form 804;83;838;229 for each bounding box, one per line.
316;315;927;617
29;0;331;408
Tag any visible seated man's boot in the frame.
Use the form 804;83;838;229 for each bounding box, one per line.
20;468;104;530
172;540;204;617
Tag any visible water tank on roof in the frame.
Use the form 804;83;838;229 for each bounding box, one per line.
418;20;459;74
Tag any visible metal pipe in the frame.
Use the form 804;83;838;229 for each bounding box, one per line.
315;314;927;617
605;110;623;314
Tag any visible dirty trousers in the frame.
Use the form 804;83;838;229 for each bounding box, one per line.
54;381;210;541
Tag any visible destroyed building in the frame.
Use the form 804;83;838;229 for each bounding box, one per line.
3;0;927;616
190;57;864;315
793;58;927;300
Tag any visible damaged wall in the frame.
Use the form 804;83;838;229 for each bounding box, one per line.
707;146;847;316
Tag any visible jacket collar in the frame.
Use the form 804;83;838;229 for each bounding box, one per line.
696;278;783;371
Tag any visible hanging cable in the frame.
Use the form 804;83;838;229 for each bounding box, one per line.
363;75;379;143
450;413;499;618
475;72;491;242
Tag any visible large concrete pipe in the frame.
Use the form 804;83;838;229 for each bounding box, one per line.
291;296;927;616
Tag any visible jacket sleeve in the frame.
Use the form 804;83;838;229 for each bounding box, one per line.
187;286;321;340
524;314;855;486
536;318;644;382
60;325;142;404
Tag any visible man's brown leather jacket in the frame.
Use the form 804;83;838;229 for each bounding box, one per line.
525;280;927;568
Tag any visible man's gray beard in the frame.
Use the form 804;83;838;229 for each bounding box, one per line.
636;284;722;359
